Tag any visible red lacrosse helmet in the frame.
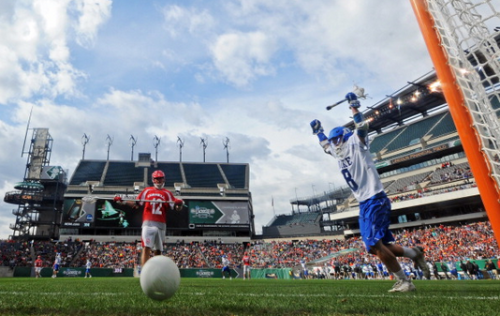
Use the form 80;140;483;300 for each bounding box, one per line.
152;170;165;189
152;170;165;179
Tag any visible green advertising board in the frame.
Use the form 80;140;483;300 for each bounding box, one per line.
188;201;250;229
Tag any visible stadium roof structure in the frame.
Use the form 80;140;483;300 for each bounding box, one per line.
345;71;447;135
292;187;352;207
65;159;250;198
348;32;500;135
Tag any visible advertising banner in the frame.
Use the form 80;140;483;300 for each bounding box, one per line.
188;201;250;229
62;198;142;229
62;198;249;230
62;198;97;228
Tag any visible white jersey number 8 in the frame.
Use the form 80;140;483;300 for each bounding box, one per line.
341;169;358;191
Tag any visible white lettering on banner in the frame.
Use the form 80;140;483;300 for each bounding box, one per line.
195;270;214;278
62;269;82;277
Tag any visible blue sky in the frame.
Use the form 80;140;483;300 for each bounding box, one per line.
0;0;434;238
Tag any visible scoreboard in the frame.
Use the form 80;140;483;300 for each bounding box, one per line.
61;198;251;231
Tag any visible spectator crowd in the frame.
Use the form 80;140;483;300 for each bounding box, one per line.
1;221;498;279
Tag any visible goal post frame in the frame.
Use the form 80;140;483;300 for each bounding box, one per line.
410;0;500;245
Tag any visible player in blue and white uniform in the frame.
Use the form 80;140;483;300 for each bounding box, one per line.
221;255;232;279
377;261;389;279
300;259;309;279
85;259;92;278
311;91;430;292
52;253;61;278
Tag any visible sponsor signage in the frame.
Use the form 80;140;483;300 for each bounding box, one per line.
188;201;250;229
62;198;250;230
62;269;83;277
390;144;450;165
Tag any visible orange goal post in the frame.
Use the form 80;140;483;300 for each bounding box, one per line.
411;0;500;246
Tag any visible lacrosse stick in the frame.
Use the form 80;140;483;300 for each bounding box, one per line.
81;195;181;205
326;85;368;111
305;248;361;266
325;98;349;111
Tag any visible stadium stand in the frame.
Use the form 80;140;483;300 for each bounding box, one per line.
182;163;225;188
425;112;456;139
385;170;432;194
155;162;184;187
369;128;403;154
69;161;106;186
3;222;496;280
383;112;445;153
219;164;248;189
103;161;145;186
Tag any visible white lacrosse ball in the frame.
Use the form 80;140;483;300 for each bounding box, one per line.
140;256;181;301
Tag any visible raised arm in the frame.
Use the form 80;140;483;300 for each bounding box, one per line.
346;92;369;146
310;119;331;154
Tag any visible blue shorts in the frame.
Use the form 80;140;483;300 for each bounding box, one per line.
222;266;230;273
359;191;394;252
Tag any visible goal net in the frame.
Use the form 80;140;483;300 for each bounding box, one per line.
411;0;500;244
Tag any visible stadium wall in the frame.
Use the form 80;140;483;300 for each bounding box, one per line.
12;267;293;279
58;235;251;244
11;260;498;279
0;267;14;277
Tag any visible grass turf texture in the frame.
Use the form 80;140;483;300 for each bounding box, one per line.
0;278;499;316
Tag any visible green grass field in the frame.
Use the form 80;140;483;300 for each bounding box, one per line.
0;278;498;316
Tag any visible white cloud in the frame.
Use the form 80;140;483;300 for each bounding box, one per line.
211;31;277;87
0;0;110;105
161;4;215;38
73;0;112;48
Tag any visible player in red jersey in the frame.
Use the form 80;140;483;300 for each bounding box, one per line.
34;255;43;278
114;170;183;266
242;252;251;280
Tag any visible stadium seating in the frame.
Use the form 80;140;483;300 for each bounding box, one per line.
383;112;445;153
369;129;402;154
103;162;145;186
385;170;432;194
155;163;184;187
426;112;456;139
3;222;497;282
219;164;248;189
69;161;106;185
182;163;225;188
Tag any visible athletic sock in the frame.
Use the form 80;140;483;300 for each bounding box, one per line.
394;269;408;281
402;247;418;260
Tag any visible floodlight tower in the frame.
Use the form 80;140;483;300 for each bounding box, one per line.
200;137;208;163
177;136;184;162
129;135;137;161
153;135;161;162
81;133;90;160
105;135;113;160
223;137;230;163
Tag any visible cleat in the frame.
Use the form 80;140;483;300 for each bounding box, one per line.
388;280;416;293
389;280;402;292
413;246;431;279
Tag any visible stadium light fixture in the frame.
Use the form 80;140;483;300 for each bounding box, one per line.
429;81;441;92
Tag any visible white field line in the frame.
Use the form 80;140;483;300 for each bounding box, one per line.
0;291;498;301
189;292;500;300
